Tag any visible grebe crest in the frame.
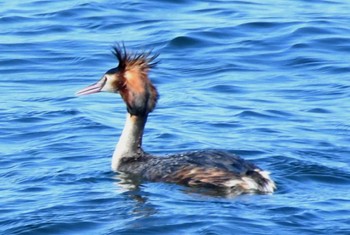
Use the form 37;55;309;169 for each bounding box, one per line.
76;44;276;195
77;44;159;116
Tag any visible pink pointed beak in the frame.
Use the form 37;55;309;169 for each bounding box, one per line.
75;77;107;96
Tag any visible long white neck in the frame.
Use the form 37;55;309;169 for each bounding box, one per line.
111;113;147;171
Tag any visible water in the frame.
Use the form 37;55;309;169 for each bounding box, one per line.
1;0;350;234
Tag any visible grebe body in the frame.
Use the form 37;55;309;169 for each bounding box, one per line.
76;45;276;195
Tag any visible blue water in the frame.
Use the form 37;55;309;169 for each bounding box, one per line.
1;0;350;234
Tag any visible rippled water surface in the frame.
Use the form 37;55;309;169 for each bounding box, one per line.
1;0;350;234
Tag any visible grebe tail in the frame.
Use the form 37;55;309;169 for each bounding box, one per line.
76;45;276;195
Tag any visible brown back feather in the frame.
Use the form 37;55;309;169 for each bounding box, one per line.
163;166;238;188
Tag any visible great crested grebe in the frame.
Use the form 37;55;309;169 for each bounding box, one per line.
76;45;276;195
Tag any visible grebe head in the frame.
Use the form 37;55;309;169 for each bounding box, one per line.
76;45;159;116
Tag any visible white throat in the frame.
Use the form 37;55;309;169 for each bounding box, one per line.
111;113;147;171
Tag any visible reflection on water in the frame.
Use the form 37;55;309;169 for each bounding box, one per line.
113;173;158;218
